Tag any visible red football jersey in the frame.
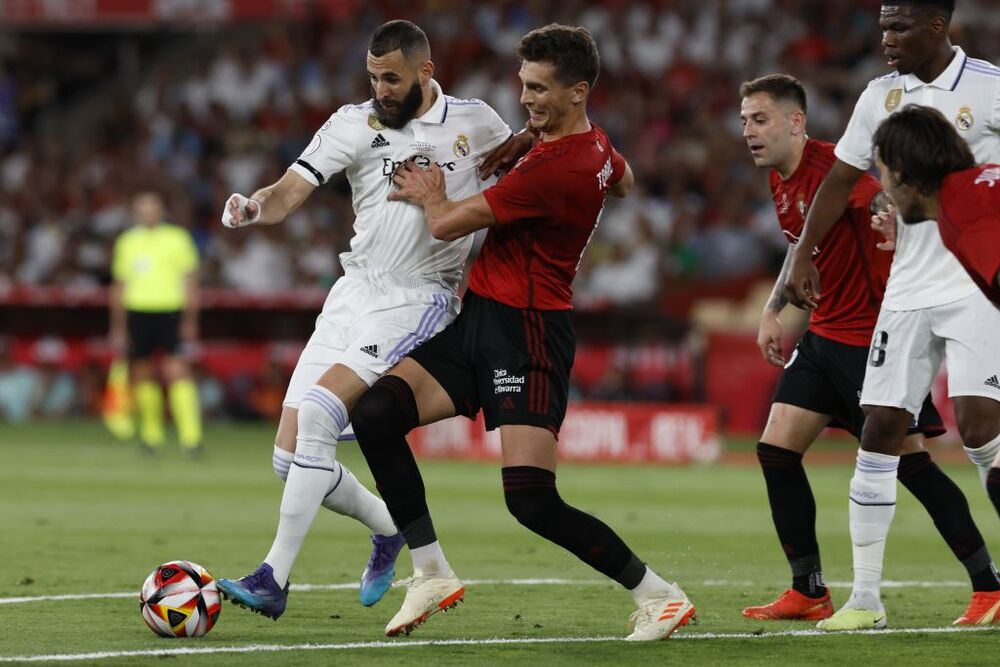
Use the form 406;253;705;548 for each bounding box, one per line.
769;139;885;346
474;124;626;310
939;164;1000;309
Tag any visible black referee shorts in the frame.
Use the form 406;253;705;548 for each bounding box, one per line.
407;290;574;435
126;310;182;360
773;329;944;439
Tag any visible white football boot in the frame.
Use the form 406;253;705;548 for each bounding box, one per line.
384;569;465;636
625;584;697;641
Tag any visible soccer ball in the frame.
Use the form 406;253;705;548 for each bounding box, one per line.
139;560;221;638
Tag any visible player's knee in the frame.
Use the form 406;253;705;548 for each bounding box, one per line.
504;489;559;531
756;442;803;468
501;466;561;532
294;397;339;470
859;407;910;454
959;424;1000;449
954;402;1000;448
353;376;419;452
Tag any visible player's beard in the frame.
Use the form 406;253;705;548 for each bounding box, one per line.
373;82;424;130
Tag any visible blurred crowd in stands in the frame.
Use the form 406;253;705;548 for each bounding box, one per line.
2;0;996;306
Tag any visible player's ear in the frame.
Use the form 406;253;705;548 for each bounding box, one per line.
419;59;434;85
790;110;806;136
570;81;589;105
927;14;948;36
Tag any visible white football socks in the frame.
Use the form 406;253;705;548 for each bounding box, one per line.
321;463;397;536
964;432;1000;490
410;542;452;576
272;445;293;481
265;386;349;587
846;449;898;609
629;566;678;606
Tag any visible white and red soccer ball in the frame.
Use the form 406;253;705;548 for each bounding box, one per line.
140;560;221;638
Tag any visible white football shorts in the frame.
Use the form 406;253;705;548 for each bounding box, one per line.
860;290;1000;416
283;273;460;434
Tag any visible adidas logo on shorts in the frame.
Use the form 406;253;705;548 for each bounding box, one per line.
370;133;390;149
986;375;1000;390
360;344;379;358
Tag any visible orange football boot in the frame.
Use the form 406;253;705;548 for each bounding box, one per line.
742;588;833;621
953;590;1000;625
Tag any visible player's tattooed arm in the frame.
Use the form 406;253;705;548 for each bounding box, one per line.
758;245;794;366
768;245;795;314
870;192;897;252
870;190;893;215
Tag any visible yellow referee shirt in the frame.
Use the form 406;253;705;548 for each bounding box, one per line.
112;223;199;312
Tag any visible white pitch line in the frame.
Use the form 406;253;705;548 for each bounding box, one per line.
0;626;996;663
700;580;969;589
0;578;970;606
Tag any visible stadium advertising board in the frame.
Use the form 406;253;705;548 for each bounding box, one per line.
408;403;721;465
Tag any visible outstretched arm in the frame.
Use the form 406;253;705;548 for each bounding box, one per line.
221;170;316;228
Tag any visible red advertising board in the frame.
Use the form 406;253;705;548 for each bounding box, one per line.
407;402;721;465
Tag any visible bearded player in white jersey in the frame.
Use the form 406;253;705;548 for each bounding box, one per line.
787;0;1000;630
214;20;527;620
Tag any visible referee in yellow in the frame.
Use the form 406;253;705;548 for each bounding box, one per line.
110;190;202;455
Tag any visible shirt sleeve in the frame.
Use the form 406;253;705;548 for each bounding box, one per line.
289;106;358;186
609;146;626;186
835;83;880;171
482;158;559;226
477;103;514;156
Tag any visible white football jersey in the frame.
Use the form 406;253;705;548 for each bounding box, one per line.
290;79;512;291
836;46;1000;310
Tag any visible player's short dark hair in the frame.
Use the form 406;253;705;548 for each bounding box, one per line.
739;74;807;114
881;0;955;19
368;20;430;62
516;24;600;89
873;104;974;193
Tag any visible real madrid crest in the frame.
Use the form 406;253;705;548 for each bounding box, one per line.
884;88;902;112
368;114;386;131
955;106;974;131
453;133;470;157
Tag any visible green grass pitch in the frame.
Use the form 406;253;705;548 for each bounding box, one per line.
1;421;998;665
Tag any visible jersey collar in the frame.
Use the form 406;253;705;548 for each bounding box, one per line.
414;79;448;125
902;45;967;93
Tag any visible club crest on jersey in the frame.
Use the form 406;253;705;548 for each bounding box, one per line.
368;114;386;131
975;166;1000;188
796;195;808;220
955;106;974;131
884;88;902;112
453;134;470;157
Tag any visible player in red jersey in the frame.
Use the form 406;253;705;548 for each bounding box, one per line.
873;104;1000;537
873;105;1000;308
739;75;995;624
349;24;695;642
